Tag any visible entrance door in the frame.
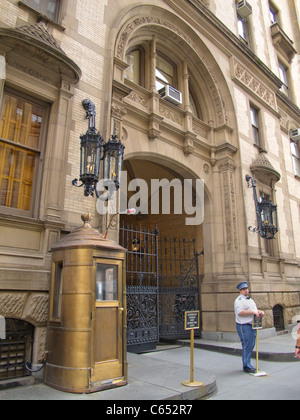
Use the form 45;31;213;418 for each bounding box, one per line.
90;259;126;386
120;223;159;353
120;223;202;350
159;238;202;340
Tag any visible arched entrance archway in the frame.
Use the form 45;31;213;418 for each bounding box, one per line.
119;157;207;352
121;158;204;243
109;4;242;340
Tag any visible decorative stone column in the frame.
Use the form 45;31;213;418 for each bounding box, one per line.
218;156;246;281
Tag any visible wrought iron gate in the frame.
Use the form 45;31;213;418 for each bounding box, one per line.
121;223;202;350
159;238;202;340
120;223;159;352
0;319;33;381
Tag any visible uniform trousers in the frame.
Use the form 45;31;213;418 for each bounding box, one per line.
236;323;257;370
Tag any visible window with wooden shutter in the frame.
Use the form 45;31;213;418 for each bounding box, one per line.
0;93;45;212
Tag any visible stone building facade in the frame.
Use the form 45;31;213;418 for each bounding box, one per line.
0;0;299;375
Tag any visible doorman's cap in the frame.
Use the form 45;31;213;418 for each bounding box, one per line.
237;282;248;290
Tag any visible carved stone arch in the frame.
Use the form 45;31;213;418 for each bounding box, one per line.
114;9;230;128
288;118;300;133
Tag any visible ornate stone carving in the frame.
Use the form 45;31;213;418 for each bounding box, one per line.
0;292;49;326
25;294;49;324
116;16;228;125
192;121;209;139
6;58;55;85
159;105;183;125
111;104;127;120
126;91;148;108
0;293;27;317
218;158;238;252
232;58;277;111
278;108;288;131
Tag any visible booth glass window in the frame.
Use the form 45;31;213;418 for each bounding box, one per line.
96;264;118;301
52;262;63;319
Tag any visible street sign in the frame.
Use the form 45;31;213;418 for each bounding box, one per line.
251;315;267;377
184;311;200;331
253;314;263;330
182;311;203;388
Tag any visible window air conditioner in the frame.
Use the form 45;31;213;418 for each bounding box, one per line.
237;0;253;18
290;129;300;142
159;85;182;106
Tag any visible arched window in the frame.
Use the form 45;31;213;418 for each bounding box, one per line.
124;42;205;122
155;55;176;91
125;48;144;86
189;91;203;120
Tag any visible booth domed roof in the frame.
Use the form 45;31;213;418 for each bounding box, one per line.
52;214;125;252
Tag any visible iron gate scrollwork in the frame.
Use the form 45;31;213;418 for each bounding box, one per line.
121;223;202;350
120;223;159;352
159;238;202;340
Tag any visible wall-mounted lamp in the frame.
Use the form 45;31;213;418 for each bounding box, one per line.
72;100;125;198
246;175;278;240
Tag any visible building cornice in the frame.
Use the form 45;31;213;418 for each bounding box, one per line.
276;91;300;120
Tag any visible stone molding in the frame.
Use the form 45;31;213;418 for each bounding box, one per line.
231;58;277;112
0;292;49;327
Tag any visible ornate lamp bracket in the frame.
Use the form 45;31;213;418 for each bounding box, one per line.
246;175;278;240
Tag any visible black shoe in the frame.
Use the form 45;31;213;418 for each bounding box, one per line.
244;367;256;373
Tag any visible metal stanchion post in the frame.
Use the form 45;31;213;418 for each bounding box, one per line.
182;311;203;387
250;317;267;377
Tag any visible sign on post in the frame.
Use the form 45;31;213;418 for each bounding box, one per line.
182;311;203;388
184;311;200;331
252;314;263;330
251;314;267;377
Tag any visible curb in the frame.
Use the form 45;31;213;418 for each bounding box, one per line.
177;340;297;363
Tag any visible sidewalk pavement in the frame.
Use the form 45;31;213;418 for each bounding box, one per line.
178;330;297;362
0;332;297;401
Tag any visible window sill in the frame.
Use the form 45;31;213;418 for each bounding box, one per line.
0;211;44;228
253;143;267;154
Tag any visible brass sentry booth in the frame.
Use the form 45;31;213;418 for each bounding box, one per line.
45;214;127;393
